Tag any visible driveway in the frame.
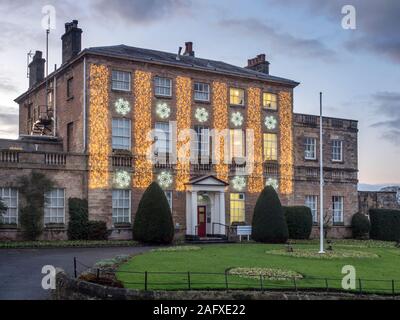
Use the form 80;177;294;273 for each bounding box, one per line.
0;246;152;300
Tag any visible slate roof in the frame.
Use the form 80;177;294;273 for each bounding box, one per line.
85;45;299;87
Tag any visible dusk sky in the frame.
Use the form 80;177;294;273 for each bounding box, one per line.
0;0;399;186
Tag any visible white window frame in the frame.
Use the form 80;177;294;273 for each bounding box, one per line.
0;188;18;225
154;122;171;154
263;133;278;161
230;193;245;223
332;140;343;162
112;189;131;224
230;88;245;106
305;137;317;160
44;188;65;225
194;126;210;162
111;70;131;92
154;76;172;97
112;118;131;150
332;196;344;224
164;191;173;210
194;82;210;102
230;129;245;159
305;195;318;223
263;92;278;110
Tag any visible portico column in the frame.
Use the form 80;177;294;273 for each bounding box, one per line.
191;191;198;236
219;191;226;235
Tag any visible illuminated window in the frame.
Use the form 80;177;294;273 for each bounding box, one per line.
112;118;131;150
44;189;65;224
230;193;245;223
263;133;277;161
263;93;277;110
194;126;210;162
0;188;18;225
155;122;171;154
305;195;318;223
332;196;344;223
230;129;245;159
164;191;173;210
230;88;245;106
332;140;343;162
194;82;210;102
305;137;317;160
112;70;131;92
112;189;131;224
154;76;172;97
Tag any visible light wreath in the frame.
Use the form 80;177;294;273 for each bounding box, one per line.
157;171;173;188
114;98;131;116
265;115;277;130
156;102;171;119
114;170;131;189
232;176;246;191
266;177;278;190
195;107;209;123
231;111;244;127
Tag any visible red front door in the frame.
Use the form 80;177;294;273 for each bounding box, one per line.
197;206;206;237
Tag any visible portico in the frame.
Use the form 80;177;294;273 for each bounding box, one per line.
185;176;229;238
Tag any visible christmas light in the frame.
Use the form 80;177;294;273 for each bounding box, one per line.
247;87;263;193
115;98;131;116
133;70;153;188
176;76;192;191
266;177;279;190
212;81;229;182
265;115;277;130
114;170;131;189
195;107;209;123
88;64;110;189
232;176;246;191
156;102;171;119
157;171;173;189
279;91;294;194
231;111;244;127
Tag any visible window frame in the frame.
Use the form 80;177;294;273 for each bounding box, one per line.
263;133;278;161
112;118;132;150
332;196;344;224
230;129;245;160
229;87;245;106
154;122;171;155
112;189;131;224
194;125;210;162
111;70;131;92
67;77;74;99
164;191;173;210
304;137;317;160
263;92;278;110
154;76;172;97
230;193;245;224
305;195;318;224
332;140;343;162
0;188;18;225
44;188;65;225
194;82;210;102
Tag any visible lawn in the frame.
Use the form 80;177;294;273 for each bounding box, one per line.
116;240;400;294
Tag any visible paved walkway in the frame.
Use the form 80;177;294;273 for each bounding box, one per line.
0;246;152;300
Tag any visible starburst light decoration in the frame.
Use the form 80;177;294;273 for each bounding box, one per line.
114;171;131;189
266;178;279;190
157;171;173;188
195;107;209;123
156;102;171;119
232;176;246;191
231;111;244;127
265;115;277;130
115;98;131;115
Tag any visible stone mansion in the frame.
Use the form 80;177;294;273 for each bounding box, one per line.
0;20;358;241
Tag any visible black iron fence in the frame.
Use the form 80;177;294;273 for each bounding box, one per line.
73;257;400;296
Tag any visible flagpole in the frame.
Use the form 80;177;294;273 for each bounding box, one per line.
319;92;325;254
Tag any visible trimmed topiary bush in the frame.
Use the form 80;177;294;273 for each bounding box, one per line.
67;198;89;240
251;186;288;243
351;213;371;239
284;206;313;239
87;221;108;240
133;182;174;244
369;209;400;241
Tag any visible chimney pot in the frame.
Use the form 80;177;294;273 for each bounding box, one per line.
28;51;45;88
61;20;82;64
183;42;195;57
245;53;270;75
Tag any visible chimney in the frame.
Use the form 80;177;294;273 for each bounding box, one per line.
61;20;82;64
183;42;195;57
245;54;270;74
28;51;45;88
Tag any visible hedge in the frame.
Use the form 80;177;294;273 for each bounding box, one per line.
369;209;400;241
351;213;371;239
283;206;313;239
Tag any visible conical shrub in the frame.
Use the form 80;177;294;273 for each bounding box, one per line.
251;186;288;243
133;182;174;244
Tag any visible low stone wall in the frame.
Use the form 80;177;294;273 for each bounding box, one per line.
52;269;398;300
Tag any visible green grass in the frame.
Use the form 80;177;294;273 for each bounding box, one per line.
117;241;400;294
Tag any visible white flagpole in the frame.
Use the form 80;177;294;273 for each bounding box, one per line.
319;92;325;254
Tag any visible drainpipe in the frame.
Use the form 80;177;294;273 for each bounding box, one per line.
83;57;87;153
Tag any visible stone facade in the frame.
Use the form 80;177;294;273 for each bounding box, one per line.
0;20;360;241
359;191;400;215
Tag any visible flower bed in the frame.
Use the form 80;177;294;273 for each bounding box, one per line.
228;267;303;280
152;246;202;252
266;248;379;259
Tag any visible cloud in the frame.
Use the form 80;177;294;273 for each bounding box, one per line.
0;108;18;139
370;92;400;146
0;76;18;93
93;0;191;24
218;18;337;62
